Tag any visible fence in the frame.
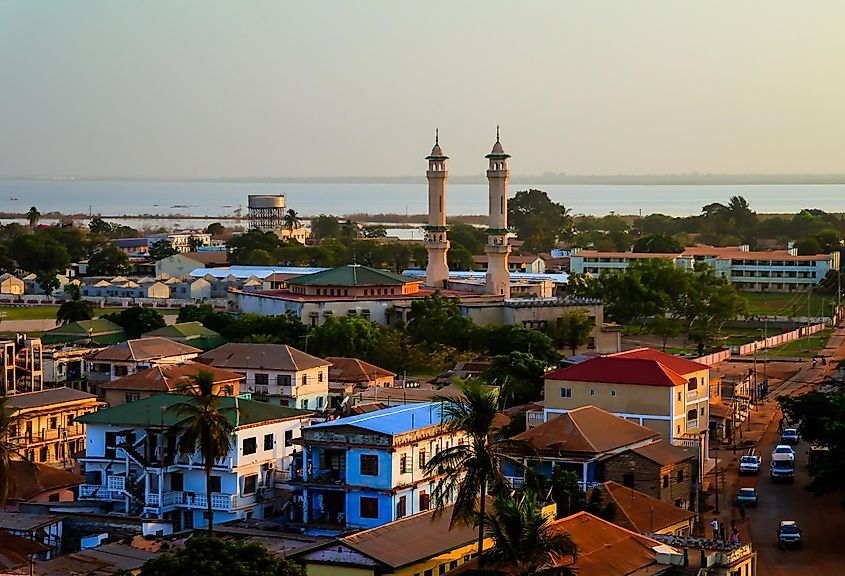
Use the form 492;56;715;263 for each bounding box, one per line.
695;349;732;366
732;323;827;356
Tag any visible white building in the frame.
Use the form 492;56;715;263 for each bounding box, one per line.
78;394;311;531
570;245;840;292
197;343;331;411
148;232;213;254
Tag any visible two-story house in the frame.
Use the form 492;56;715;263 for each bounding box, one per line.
291;403;463;534
197;343;331;411
86;338;201;388
6;388;102;469
77;394;311;531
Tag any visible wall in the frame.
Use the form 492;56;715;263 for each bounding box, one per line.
155;255;204;279
604;451;693;506
733;323;827;355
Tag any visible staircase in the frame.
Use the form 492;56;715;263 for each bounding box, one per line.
125;475;146;516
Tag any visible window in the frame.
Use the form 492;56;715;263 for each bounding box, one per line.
397;495;407;518
450;560;458;570
171;472;184;491
243;474;257;495
67;414;75;426
700;407;705;416
677;392;682;401
360;496;379;519
300;399;308;409
243;437;257;455
284;429;293;447
677;469;684;483
318;396;324;409
254;373;269;386
264;433;273;451
301;375;307;386
590;389;596;396
125;392;141;403
49;417;58;429
114;365;129;377
318;371;324;382
663;475;669;488
209;475;222;493
688;377;697;391
677;425;681;434
420;491;430;511
622;473;635;488
611;390;616;397
419;449;427;469
424;570;433;576
48;493;60;502
277;374;292;387
687;409;697;421
440;564;447;575
39;446;48;461
559;387;572;398
360;454;379;476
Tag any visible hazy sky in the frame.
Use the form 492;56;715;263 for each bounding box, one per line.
2;1;844;178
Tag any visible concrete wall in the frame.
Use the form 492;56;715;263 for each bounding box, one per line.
604;451;693;507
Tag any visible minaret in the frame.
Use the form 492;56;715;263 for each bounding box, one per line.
484;127;512;297
424;130;450;288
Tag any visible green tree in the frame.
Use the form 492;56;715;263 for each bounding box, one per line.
149;240;179;261
26;206;41;229
0;244;15;275
187;235;206;251
481;492;578;576
56;284;95;325
283;209;302;234
546;309;594;356
407;292;475;350
796;236;823;255
89;217;113;236
227;230;282;264
40;226;99;263
137;536;301;576
426;381;524;569
87;244;132;276
105;307;166;339
683;264;747;355
310;214;341;241
168;372;240;534
447;244;476;271
632;233;684;253
36;272;60;296
727;195;756;231
481;324;559;365
483;351;546;407
0;397;30;506
9;234;71;277
242;248;276;266
509;189;573;252
205;222;225;235
449;222;487;255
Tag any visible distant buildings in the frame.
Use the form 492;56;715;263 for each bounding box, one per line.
570;245;840;292
77;394;311;530
147;232;213;254
247;194;307;244
86;338;202;386
154;251;228;279
0;335;44;394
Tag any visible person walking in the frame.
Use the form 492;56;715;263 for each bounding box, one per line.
711;518;720;539
731;527;741;543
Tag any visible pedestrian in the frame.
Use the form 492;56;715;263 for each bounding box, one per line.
711;518;719;539
731;527;740;543
778;417;783;432
812;357;817;368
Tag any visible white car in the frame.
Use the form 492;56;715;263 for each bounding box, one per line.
739;455;762;475
772;445;795;461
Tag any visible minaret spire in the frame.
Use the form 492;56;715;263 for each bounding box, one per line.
496;125;500;142
435;128;439;146
424;132;450;288
484;128;512;298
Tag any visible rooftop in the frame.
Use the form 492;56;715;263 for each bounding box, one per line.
308;402;442;436
574;246;834;262
6;387;99;411
87;337;202;362
629;441;692;466
0;512;64;532
596;481;695;534
544;348;708;387
41;318;126;345
288;264;419;287
142;321;227;349
190;265;328;280
97;362;244;392
197;343;330;372
514;406;658;454
8;461;85;501
327;357;396;383
77;394;310;428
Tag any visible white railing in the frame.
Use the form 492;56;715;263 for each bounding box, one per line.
79;485;122;501
686;390;698;401
686;419;699;431
505;475;525;488
107;475;126;491
144;491;236;511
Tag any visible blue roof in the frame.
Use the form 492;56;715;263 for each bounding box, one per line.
310;402;442;435
111;238;149;248
189;266;329;280
401;269;570;283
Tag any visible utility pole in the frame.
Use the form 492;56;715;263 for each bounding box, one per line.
713;445;720;514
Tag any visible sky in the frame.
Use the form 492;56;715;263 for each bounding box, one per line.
1;1;844;179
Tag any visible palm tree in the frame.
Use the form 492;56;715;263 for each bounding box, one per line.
0;396;30;507
481;492;578;576
168;370;240;533
283;209;302;234
425;381;526;568
26;206;40;229
56;284;95;325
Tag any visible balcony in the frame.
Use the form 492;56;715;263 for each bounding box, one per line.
685;390;698;401
14;425;86;444
686;419;700;431
79;484;124;501
505;475;525;488
145;491;237;512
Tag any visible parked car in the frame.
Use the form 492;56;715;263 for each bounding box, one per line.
772;445;795;461
781;428;800;444
736;487;759;507
778;520;802;548
739;454;762;475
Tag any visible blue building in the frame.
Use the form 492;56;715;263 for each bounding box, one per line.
291;403;462;533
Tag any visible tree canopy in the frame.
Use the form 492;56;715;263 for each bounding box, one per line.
104;307;166;339
87;244;132;276
508;189;572;252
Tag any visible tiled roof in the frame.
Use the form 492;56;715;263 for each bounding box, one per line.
77;394;310;428
9;462;84;501
97;362;244;392
630;441;692;466
87;338;202;362
514;406;658;454
326;357;396;383
544;348;707;387
288;264;418;286
6;388;99;410
596;481;695;534
197;343;329;372
308;402;441;436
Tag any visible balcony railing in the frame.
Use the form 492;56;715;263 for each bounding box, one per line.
13;424;85;443
686;419;700;431
79;484;123;501
686;390;698;401
145;491;237;512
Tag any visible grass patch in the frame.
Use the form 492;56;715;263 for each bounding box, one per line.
742;292;836;318
0;306;178;321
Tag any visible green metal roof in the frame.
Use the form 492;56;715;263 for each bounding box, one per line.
142;322;227;349
288;264;418;287
41;319;127;345
77;394;311;428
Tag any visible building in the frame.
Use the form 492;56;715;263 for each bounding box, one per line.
247;194;307;243
424;131;451;289
0;335;44;394
472;254;546;274
147;232;213;254
110;237;150;256
96;362;244;407
168;276;213;299
4;462;85;511
155;251;229;279
603;442;694;508
197;343;330;410
87;338;202;385
5;388;102;468
77;394;311;530
326;357;396;388
484;129;512;297
42;346;93;390
294;501;491;576
506;406;662;490
0;273;25;296
41;318;127;346
142;321;227;350
291;403;463;532
649;533;757;576
0;513;64;560
543;348;711;443
570;245;840;293
592;481;695;536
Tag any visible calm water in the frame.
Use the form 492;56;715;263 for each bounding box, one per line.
1;180;843;218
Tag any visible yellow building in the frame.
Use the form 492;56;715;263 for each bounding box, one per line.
7;388;102;469
544;348;710;444
293;502;492;576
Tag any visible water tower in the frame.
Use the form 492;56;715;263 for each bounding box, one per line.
247;194;286;233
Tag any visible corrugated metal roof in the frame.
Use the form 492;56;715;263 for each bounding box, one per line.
7;388;99;410
189;266;329;280
598;481;695;534
197;343;329;372
97;362;244;392
326;357;396;383
87;338;202;362
288;264;417;287
630;441;692;466
309;402;441;435
402;269;570;283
